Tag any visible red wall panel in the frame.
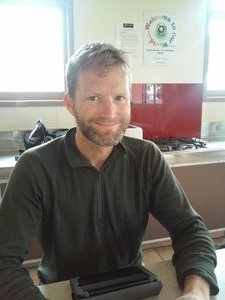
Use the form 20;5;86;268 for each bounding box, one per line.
131;83;203;140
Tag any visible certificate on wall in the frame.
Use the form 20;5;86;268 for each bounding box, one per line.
144;12;177;65
116;22;141;61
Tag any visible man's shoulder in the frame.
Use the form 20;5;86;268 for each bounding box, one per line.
120;136;165;173
121;135;157;152
121;136;163;164
19;134;67;167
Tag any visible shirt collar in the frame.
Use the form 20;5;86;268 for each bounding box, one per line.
64;127;127;169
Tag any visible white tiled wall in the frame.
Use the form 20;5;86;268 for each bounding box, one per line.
0;106;75;131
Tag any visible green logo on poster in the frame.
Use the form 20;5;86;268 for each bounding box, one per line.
145;15;176;48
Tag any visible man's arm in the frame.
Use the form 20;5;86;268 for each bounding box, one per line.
181;274;210;299
148;144;219;296
0;261;46;300
0;154;46;299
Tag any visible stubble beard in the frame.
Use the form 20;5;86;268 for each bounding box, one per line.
75;114;130;147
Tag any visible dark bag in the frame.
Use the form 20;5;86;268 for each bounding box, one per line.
24;119;67;149
70;265;162;300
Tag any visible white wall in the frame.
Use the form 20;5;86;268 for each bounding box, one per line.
74;0;207;83
0;106;75;131
1;0;223;131
202;102;225;122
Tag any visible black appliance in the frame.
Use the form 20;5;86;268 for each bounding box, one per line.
70;265;162;300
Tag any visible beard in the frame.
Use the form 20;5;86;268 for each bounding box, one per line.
74;113;130;147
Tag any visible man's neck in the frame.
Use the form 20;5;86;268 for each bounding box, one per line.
74;130;114;170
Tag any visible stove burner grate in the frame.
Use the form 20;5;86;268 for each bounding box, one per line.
153;137;207;152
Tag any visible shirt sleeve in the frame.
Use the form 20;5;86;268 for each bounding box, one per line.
148;144;219;295
0;153;47;300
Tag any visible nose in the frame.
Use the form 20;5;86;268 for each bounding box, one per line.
100;98;116;118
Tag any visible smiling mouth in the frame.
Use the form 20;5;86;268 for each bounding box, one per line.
95;122;117;126
93;123;119;132
93;119;119;126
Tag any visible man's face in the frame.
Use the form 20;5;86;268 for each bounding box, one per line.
71;66;131;147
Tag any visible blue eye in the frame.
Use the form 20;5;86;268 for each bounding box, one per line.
88;95;98;101
115;95;126;101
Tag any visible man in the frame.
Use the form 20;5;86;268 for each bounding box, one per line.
0;43;219;299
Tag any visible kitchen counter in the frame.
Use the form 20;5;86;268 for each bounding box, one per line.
0;141;225;181
0;150;17;182
161;140;225;167
164;146;225;167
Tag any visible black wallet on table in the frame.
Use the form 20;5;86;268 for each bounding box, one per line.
70;265;162;300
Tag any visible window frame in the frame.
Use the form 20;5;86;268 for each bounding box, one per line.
204;0;225;102
0;0;74;107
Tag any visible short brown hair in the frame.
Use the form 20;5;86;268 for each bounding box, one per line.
65;42;131;97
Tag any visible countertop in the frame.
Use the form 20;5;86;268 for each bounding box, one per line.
163;141;225;167
0;150;18;182
0;141;225;181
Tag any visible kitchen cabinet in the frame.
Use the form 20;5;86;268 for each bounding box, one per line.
144;162;225;241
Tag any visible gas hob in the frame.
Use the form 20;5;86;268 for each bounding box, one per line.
153;137;207;152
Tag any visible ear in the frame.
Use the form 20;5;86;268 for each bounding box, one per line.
64;93;75;116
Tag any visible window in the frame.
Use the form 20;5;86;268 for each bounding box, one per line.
0;0;74;106
205;0;225;101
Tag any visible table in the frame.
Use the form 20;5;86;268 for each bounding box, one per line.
39;249;225;299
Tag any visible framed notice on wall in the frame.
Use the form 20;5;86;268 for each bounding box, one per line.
116;22;141;62
144;12;177;65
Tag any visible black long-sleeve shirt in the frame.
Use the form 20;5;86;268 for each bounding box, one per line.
0;128;219;299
